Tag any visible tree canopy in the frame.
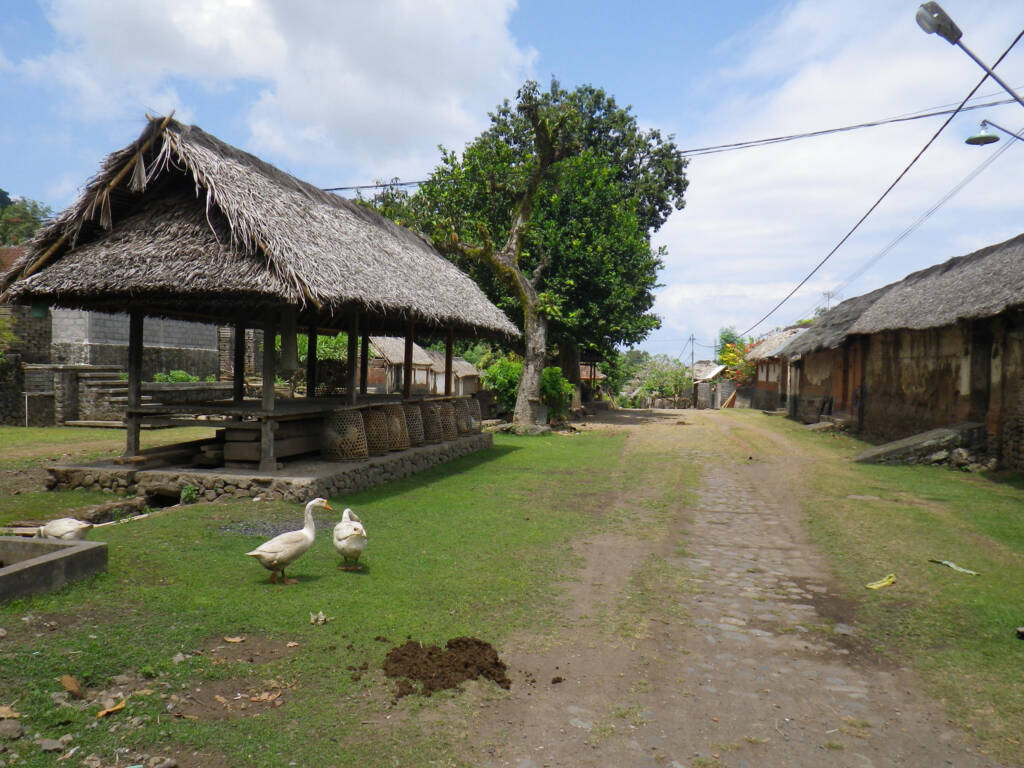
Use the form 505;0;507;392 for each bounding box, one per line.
0;191;52;246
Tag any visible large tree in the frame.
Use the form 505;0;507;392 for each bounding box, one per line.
408;80;687;425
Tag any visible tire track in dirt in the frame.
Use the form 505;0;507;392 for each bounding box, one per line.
447;411;1002;768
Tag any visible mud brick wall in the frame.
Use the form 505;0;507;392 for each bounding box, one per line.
0;356;25;425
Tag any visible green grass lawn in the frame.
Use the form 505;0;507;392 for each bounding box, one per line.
0;431;630;767
721;410;1024;761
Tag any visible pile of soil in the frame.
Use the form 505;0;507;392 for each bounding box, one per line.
383;637;511;698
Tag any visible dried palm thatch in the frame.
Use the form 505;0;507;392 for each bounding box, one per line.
778;285;891;359
745;327;804;361
0;116;518;338
850;233;1024;335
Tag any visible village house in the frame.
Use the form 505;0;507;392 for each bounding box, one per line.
745;326;804;411
778;233;1024;470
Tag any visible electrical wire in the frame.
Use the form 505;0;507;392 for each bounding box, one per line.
320;90;1024;192
739;29;1024;337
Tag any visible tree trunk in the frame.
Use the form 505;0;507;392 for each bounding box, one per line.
559;343;580;384
513;304;548;425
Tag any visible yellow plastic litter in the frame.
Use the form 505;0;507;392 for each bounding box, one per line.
866;573;896;590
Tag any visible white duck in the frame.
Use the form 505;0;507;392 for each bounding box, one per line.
332;508;367;571
37;518;92;540
246;497;331;584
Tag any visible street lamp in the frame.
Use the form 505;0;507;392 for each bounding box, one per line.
965;119;1024;145
916;2;1024;112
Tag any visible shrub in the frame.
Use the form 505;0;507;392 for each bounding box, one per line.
179;485;200;505
152;370;200;383
482;356;523;414
540;366;574;419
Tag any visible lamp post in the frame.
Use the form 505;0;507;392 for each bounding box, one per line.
916;2;1024;111
965;119;1024;145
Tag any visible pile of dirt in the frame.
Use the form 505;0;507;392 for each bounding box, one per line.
383;637;510;698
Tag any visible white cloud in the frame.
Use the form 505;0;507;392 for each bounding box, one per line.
22;0;535;179
645;0;1024;351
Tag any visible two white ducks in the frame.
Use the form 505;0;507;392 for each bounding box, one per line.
37;517;92;540
332;508;367;571
246;497;331;584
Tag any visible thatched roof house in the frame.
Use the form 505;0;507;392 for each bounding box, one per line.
777;285;890;359
0;115;518;339
746;326;804;361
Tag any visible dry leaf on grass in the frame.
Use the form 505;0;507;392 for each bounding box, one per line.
0;705;20;718
286;641;299;648
61;674;84;699
96;699;126;718
249;691;280;703
223;636;246;643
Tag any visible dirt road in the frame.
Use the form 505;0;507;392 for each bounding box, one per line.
450;410;1002;768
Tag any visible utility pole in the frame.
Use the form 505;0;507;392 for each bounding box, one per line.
689;333;695;373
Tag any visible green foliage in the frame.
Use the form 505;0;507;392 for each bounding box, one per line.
599;348;650;397
716;326;743;362
482;355;523;414
636;354;691;398
540;366;574;418
0;313;15;363
372;79;685;358
179;485;200;505
152;370;200;383
0;195;52;245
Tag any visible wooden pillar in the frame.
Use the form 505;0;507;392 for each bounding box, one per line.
260;309;277;472
306;329;317;399
346;312;359;406
360;332;369;395
444;328;454;396
124;310;144;457
403;321;414;399
233;322;246;403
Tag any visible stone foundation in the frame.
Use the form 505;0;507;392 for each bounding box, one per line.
47;433;493;503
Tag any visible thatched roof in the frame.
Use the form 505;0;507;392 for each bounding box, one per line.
369;336;433;367
692;361;726;381
0;116;518;338
778;285;891;359
850;233;1024;335
746;326;805;361
422;349;479;377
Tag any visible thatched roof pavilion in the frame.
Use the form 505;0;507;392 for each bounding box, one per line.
0;115;517;337
0;115;517;469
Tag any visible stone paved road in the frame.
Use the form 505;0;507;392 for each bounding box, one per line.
461;412;1004;768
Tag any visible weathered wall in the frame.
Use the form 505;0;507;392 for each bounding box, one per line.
790;348;843;422
861;326;968;442
51;310;219;378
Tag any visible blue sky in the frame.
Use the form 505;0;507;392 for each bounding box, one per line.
3;0;1024;360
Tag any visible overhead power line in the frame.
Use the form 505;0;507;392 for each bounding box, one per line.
321;90;1023;193
739;28;1024;337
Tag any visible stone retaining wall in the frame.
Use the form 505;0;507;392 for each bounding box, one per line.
47;433;493;503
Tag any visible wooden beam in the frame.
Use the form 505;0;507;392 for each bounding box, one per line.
233;322;245;403
403;321;414;399
125;311;144;457
347;313;359;406
360;332;369;395
445;328;454;396
259;310;277;472
306;328;317;399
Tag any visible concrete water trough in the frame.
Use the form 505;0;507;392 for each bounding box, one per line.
0;537;108;602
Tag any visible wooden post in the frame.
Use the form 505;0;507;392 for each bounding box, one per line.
233;322;245;403
124;310;144;457
445;328;454;397
403;321;414;399
347;312;359;405
360;332;369;395
260;309;277;472
306;328;317;399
